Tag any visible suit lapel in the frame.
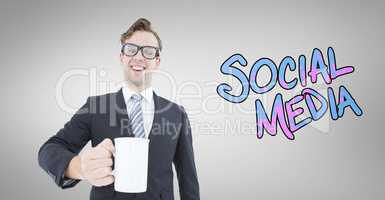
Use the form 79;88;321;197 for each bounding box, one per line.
149;91;161;140
114;88;133;137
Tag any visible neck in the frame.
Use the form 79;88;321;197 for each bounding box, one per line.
125;81;151;92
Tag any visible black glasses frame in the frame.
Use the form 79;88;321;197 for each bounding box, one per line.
121;43;160;60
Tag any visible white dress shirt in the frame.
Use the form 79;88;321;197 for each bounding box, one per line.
122;85;155;139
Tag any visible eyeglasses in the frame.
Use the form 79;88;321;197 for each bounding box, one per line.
121;43;160;60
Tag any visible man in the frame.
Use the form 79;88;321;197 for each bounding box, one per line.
38;18;200;200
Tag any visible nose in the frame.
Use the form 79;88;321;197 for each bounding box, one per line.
132;50;145;60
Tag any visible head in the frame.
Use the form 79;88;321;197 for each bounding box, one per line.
120;18;162;91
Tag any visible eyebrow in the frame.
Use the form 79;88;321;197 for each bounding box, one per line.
124;43;159;49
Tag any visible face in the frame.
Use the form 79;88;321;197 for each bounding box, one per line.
120;31;161;90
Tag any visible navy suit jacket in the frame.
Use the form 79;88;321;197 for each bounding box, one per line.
38;89;200;200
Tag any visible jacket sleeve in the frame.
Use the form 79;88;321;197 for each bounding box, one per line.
173;106;200;200
38;97;93;189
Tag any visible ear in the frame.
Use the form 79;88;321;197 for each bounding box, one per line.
154;56;161;69
119;53;124;63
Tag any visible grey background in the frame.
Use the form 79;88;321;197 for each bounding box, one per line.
0;0;384;199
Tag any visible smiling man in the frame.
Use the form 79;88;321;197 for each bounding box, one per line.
38;18;200;200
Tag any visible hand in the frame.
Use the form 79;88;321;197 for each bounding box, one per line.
79;138;115;187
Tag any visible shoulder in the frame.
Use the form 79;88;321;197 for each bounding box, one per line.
84;91;120;114
155;94;186;113
86;92;115;105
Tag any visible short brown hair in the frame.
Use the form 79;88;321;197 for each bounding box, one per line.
120;18;162;51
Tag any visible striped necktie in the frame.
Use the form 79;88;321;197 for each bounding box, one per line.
129;93;145;138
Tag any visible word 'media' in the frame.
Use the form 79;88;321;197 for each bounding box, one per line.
217;47;363;140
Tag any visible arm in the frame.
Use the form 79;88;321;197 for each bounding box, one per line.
173;106;200;200
38;97;92;189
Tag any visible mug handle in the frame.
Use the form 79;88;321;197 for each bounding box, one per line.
110;152;115;177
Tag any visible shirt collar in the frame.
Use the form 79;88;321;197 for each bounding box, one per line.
122;84;153;104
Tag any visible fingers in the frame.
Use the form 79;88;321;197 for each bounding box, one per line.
79;138;116;187
86;158;113;171
91;147;112;159
93;175;115;187
84;139;114;160
90;167;113;179
98;138;115;156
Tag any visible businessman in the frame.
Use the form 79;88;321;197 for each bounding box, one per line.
38;18;200;200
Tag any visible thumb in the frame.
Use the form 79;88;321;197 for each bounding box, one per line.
98;138;115;156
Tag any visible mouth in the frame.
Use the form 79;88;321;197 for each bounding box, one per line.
130;64;146;72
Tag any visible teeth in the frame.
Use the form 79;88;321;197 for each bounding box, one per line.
131;65;144;71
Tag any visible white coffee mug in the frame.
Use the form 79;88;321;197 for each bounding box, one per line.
113;137;149;193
